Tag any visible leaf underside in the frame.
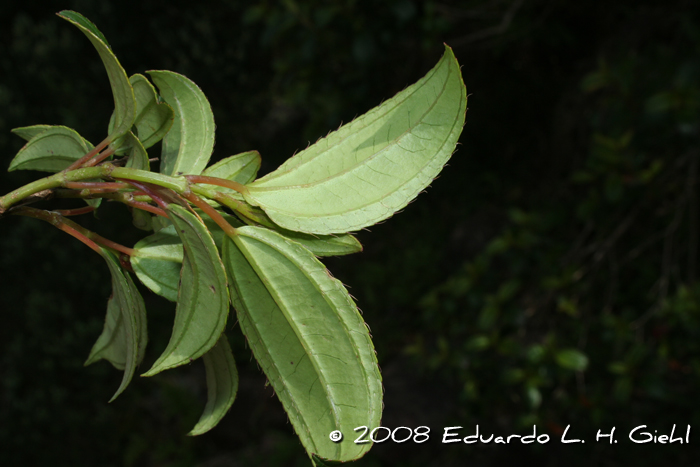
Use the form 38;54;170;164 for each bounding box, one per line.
143;204;229;376
188;334;239;436
91;249;147;402
245;45;467;234
8;126;94;172
223;226;382;462
58;10;136;143
148;70;215;177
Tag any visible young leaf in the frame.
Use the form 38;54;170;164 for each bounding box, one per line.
8;126;94;172
147;70;215;176
244;45;467;234
94;248;147;402
188;334;239;436
223;226;382;462
142;204;229;376
58;11;136;144
132;225;182;302
108;74;175;149
131;214;243;301
202;151;261;185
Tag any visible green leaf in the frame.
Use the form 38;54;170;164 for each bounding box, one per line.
236;206;363;257
91;249;147;402
555;349;589;371
244;45;467;234
202;151;261;185
56;10;111;47
188;334;238;436
132;213;243;301
132;225;182;302
109;74;175;149
223;226;382;462
8;126;94;172
11;125;53;141
148;70;215;176
58;11;136;144
142;205;229;376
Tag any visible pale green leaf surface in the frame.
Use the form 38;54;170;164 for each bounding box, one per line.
202;151;261;185
8;126;94;172
188;334;239;436
132;214;243;301
132;225;182;302
148;70;215;176
95;249;147;402
11;125;53;141
245;46;467;234
58;11;136;143
223;226;382;462
143;204;229;375
109;74;175;148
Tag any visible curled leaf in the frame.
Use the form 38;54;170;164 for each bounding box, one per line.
89;249;147;402
58;11;136;144
188;334;238;436
148;70;215;176
142;204;229;376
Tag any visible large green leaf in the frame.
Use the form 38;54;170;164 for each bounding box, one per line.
244;45;467;234
8;126;94;172
148;70;215;176
188;334;238;436
223;226;382;462
90;249;147;402
58;11;136;144
142;205;229;376
202;151;261;185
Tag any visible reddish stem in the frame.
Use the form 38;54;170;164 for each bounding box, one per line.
63;136;111;172
185;175;248;195
122;180;170;212
185;192;237;237
83;146;116;168
54;206;96;217
14;206;136;256
125;199;168;218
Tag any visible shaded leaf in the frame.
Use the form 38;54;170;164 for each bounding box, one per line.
148;70;215;176
142;204;229;375
8;126;94;172
245;45;467;234
223;226;382;462
91;249;147;402
58;11;136;144
555;349;589;371
188;334;238;436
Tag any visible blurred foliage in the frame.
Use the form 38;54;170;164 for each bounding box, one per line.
1;0;700;465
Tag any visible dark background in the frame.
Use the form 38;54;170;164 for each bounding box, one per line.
2;0;700;465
